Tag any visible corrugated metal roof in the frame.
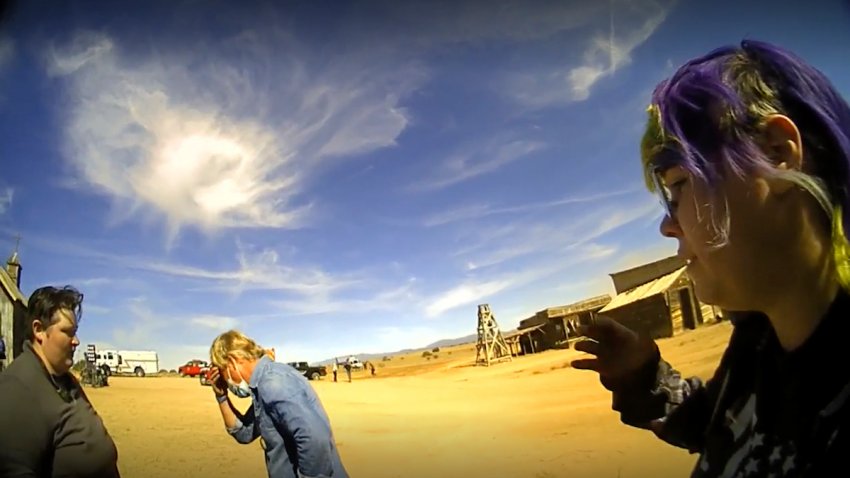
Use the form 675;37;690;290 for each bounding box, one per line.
609;255;686;294
504;323;545;339
599;266;687;313
538;294;612;318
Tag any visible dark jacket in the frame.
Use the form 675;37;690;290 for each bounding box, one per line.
605;290;850;477
0;342;121;478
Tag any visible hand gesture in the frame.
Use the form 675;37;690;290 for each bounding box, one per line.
208;367;228;398
571;316;657;381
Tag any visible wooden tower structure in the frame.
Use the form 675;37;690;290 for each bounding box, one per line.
475;304;512;366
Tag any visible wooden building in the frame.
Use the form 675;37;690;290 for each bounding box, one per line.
505;294;612;356
0;246;27;368
599;255;718;339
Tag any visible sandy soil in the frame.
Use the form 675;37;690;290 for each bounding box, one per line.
85;320;734;478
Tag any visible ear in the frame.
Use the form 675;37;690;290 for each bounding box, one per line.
761;114;804;194
32;319;47;343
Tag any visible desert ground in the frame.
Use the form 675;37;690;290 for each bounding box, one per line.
85;320;734;478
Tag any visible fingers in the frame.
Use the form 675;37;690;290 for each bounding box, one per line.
573;339;601;356
578;315;630;342
570;358;601;372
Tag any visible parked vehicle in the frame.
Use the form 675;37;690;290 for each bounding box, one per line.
95;349;159;377
178;359;209;377
346;356;364;369
287;361;328;380
199;361;328;385
199;366;213;386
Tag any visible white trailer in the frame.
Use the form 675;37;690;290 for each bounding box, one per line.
95;349;159;377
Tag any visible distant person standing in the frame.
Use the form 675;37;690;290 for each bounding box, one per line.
369;362;376;376
0;285;121;477
208;330;349;478
344;360;352;382
332;361;338;382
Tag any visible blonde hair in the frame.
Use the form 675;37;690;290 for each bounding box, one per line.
209;329;267;369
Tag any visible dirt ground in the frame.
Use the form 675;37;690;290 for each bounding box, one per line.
86;320;734;478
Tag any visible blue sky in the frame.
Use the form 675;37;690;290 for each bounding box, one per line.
0;0;847;370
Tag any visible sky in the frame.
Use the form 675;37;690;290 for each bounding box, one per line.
0;0;847;370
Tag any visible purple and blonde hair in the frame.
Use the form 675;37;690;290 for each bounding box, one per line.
641;39;850;289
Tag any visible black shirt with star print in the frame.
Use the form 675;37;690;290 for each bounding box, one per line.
602;291;850;477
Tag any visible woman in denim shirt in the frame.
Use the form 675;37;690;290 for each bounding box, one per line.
209;330;349;478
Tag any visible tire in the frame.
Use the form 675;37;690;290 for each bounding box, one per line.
134;367;145;377
310;372;320;381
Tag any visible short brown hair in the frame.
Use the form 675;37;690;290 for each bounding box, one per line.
25;286;84;341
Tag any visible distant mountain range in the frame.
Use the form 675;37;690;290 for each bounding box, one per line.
315;333;479;365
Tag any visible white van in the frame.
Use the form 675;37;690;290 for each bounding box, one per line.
96;349;159;377
346;356;364;369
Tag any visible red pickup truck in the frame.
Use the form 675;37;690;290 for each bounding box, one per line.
200;366;214;386
178;359;209;377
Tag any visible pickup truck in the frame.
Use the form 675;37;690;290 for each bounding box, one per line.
287;361;328;381
199;366;213;386
178;359;209;378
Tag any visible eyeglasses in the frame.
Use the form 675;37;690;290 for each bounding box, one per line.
650;167;676;219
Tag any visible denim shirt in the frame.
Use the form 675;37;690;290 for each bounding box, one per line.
227;356;349;478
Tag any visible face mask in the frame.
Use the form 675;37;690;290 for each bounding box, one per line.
228;379;252;398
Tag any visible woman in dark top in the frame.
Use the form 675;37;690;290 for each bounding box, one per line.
572;39;850;477
0;285;121;477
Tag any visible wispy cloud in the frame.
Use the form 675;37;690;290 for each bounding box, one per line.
408;136;546;192
368;0;605;46
0;36;14;71
145;243;361;298
83;304;112;316
270;282;418;317
424;242;617;318
0;187;11;214
424;279;514;318
51;277;144;291
109;297;172;349
422;186;641;227
190;315;240;330
504;0;676;108
45;26;426;245
23;235;360;299
456;195;659;271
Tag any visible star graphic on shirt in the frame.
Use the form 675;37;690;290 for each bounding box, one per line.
783;454;796;474
744;457;760;475
769;446;782;464
751;433;764;449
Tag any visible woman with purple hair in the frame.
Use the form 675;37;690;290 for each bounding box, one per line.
572;39;850;476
